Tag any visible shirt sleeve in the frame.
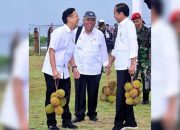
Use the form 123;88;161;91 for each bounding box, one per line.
127;22;138;58
49;30;62;51
99;32;109;67
162;27;180;97
12;39;29;82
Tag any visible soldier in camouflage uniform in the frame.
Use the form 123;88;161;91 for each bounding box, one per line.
131;12;151;104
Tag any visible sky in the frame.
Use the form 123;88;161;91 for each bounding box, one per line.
0;0;151;55
28;0;151;36
28;0;150;26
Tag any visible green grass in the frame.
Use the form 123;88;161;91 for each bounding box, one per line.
29;55;151;130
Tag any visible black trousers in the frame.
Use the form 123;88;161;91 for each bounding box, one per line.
114;70;136;127
3;126;17;130
151;120;165;130
44;73;72;127
74;74;101;119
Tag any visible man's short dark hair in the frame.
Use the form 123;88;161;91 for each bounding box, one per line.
152;0;163;16
115;3;129;17
62;8;75;24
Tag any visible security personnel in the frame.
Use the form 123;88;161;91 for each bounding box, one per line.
131;12;151;104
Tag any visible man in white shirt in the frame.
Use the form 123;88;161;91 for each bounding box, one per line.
151;0;179;130
42;8;80;130
109;3;138;130
0;38;29;130
72;11;109;123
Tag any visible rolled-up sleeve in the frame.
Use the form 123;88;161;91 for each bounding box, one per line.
128;23;138;58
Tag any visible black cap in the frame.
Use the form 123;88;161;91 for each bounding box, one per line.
84;11;96;18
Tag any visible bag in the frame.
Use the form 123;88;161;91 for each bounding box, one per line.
75;26;83;44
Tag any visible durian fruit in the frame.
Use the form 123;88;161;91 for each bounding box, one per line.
106;95;116;103
125;92;130;98
50;97;60;107
108;81;117;90
56;89;65;98
133;95;142;104
55;106;64;115
111;87;117;96
59;98;67;107
45;104;55;114
126;97;134;105
138;88;142;95
133;80;141;89
51;92;58;98
102;86;108;93
103;86;112;96
129;89;138;98
99;93;107;101
124;82;133;91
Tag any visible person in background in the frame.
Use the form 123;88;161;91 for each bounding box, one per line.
47;23;54;49
131;12;151;105
33;27;39;53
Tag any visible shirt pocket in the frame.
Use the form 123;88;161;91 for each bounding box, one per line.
91;38;100;54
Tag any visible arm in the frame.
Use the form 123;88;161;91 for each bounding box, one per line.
49;48;60;79
69;56;80;79
108;55;115;69
100;33;110;74
129;57;137;75
162;28;179;129
128;23;138;75
48;30;62;79
163;96;178;129
13;78;28;130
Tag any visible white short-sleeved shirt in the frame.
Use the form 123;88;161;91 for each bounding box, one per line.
74;27;109;75
112;18;138;70
42;24;75;79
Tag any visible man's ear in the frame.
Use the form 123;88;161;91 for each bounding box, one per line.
67;17;71;23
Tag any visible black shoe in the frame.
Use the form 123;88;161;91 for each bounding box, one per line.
89;117;98;122
48;126;60;130
72;117;85;123
123;123;138;129
112;125;124;130
62;122;78;129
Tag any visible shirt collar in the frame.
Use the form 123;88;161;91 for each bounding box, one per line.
119;17;129;27
64;24;71;32
82;26;95;34
137;25;145;33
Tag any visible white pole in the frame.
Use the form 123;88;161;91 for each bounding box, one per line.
132;0;142;15
169;0;180;12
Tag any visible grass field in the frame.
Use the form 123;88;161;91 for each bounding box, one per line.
29;55;150;130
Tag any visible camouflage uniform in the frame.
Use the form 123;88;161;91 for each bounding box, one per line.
135;25;151;104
